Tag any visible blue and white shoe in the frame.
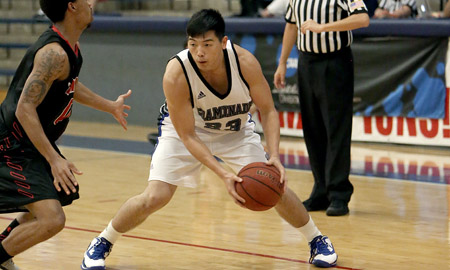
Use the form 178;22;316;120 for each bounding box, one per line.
81;237;113;270
309;235;338;268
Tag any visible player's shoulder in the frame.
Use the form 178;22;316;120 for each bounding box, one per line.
33;42;69;80
231;43;262;79
165;57;184;76
232;43;259;67
232;43;251;59
36;42;69;62
164;57;186;86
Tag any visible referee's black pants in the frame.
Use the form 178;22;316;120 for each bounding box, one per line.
297;46;354;204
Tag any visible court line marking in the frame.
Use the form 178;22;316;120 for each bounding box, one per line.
0;216;360;270
67;226;362;270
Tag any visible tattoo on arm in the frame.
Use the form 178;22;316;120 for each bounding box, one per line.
22;79;47;104
34;48;66;82
23;47;67;104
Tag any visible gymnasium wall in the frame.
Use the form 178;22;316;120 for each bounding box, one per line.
76;31;186;127
74;17;450;134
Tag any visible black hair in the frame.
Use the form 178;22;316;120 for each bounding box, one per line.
186;9;225;40
39;0;75;23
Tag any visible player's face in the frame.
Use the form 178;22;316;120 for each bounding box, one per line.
188;30;227;71
72;0;94;27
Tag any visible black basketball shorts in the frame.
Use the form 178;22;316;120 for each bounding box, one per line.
0;142;80;213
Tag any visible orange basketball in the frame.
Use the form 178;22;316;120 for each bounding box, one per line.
235;162;284;211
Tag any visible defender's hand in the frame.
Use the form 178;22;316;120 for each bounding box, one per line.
113;89;132;130
50;157;83;195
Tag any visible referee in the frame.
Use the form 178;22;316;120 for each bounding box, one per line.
274;0;369;216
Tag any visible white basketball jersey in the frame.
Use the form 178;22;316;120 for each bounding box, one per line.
171;40;253;134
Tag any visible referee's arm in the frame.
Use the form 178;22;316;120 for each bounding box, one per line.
301;13;369;34
274;22;297;89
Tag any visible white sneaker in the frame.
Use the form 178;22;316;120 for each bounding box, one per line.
309;235;338;267
81;237;113;270
0;259;20;270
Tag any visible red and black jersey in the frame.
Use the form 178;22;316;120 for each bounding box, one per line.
0;25;83;145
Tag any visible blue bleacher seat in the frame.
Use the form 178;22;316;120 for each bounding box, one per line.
0;18;50;34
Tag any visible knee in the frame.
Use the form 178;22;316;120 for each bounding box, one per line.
39;211;66;237
139;192;172;214
136;181;176;215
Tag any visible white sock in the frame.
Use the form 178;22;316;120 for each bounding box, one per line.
99;221;122;244
298;216;322;243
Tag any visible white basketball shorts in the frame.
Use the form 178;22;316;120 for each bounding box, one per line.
149;124;267;188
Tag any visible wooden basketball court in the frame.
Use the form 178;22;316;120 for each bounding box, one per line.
1;121;449;270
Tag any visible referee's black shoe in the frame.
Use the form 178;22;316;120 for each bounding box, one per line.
326;200;349;216
303;197;329;211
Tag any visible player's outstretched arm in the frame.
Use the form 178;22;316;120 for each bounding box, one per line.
74;83;131;130
16;43;82;195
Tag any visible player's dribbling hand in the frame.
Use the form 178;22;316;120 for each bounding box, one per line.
51;157;83;195
266;157;287;192
222;172;246;207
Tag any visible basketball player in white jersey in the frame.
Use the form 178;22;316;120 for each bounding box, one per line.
81;9;338;269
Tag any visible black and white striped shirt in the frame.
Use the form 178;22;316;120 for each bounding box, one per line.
285;0;368;53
